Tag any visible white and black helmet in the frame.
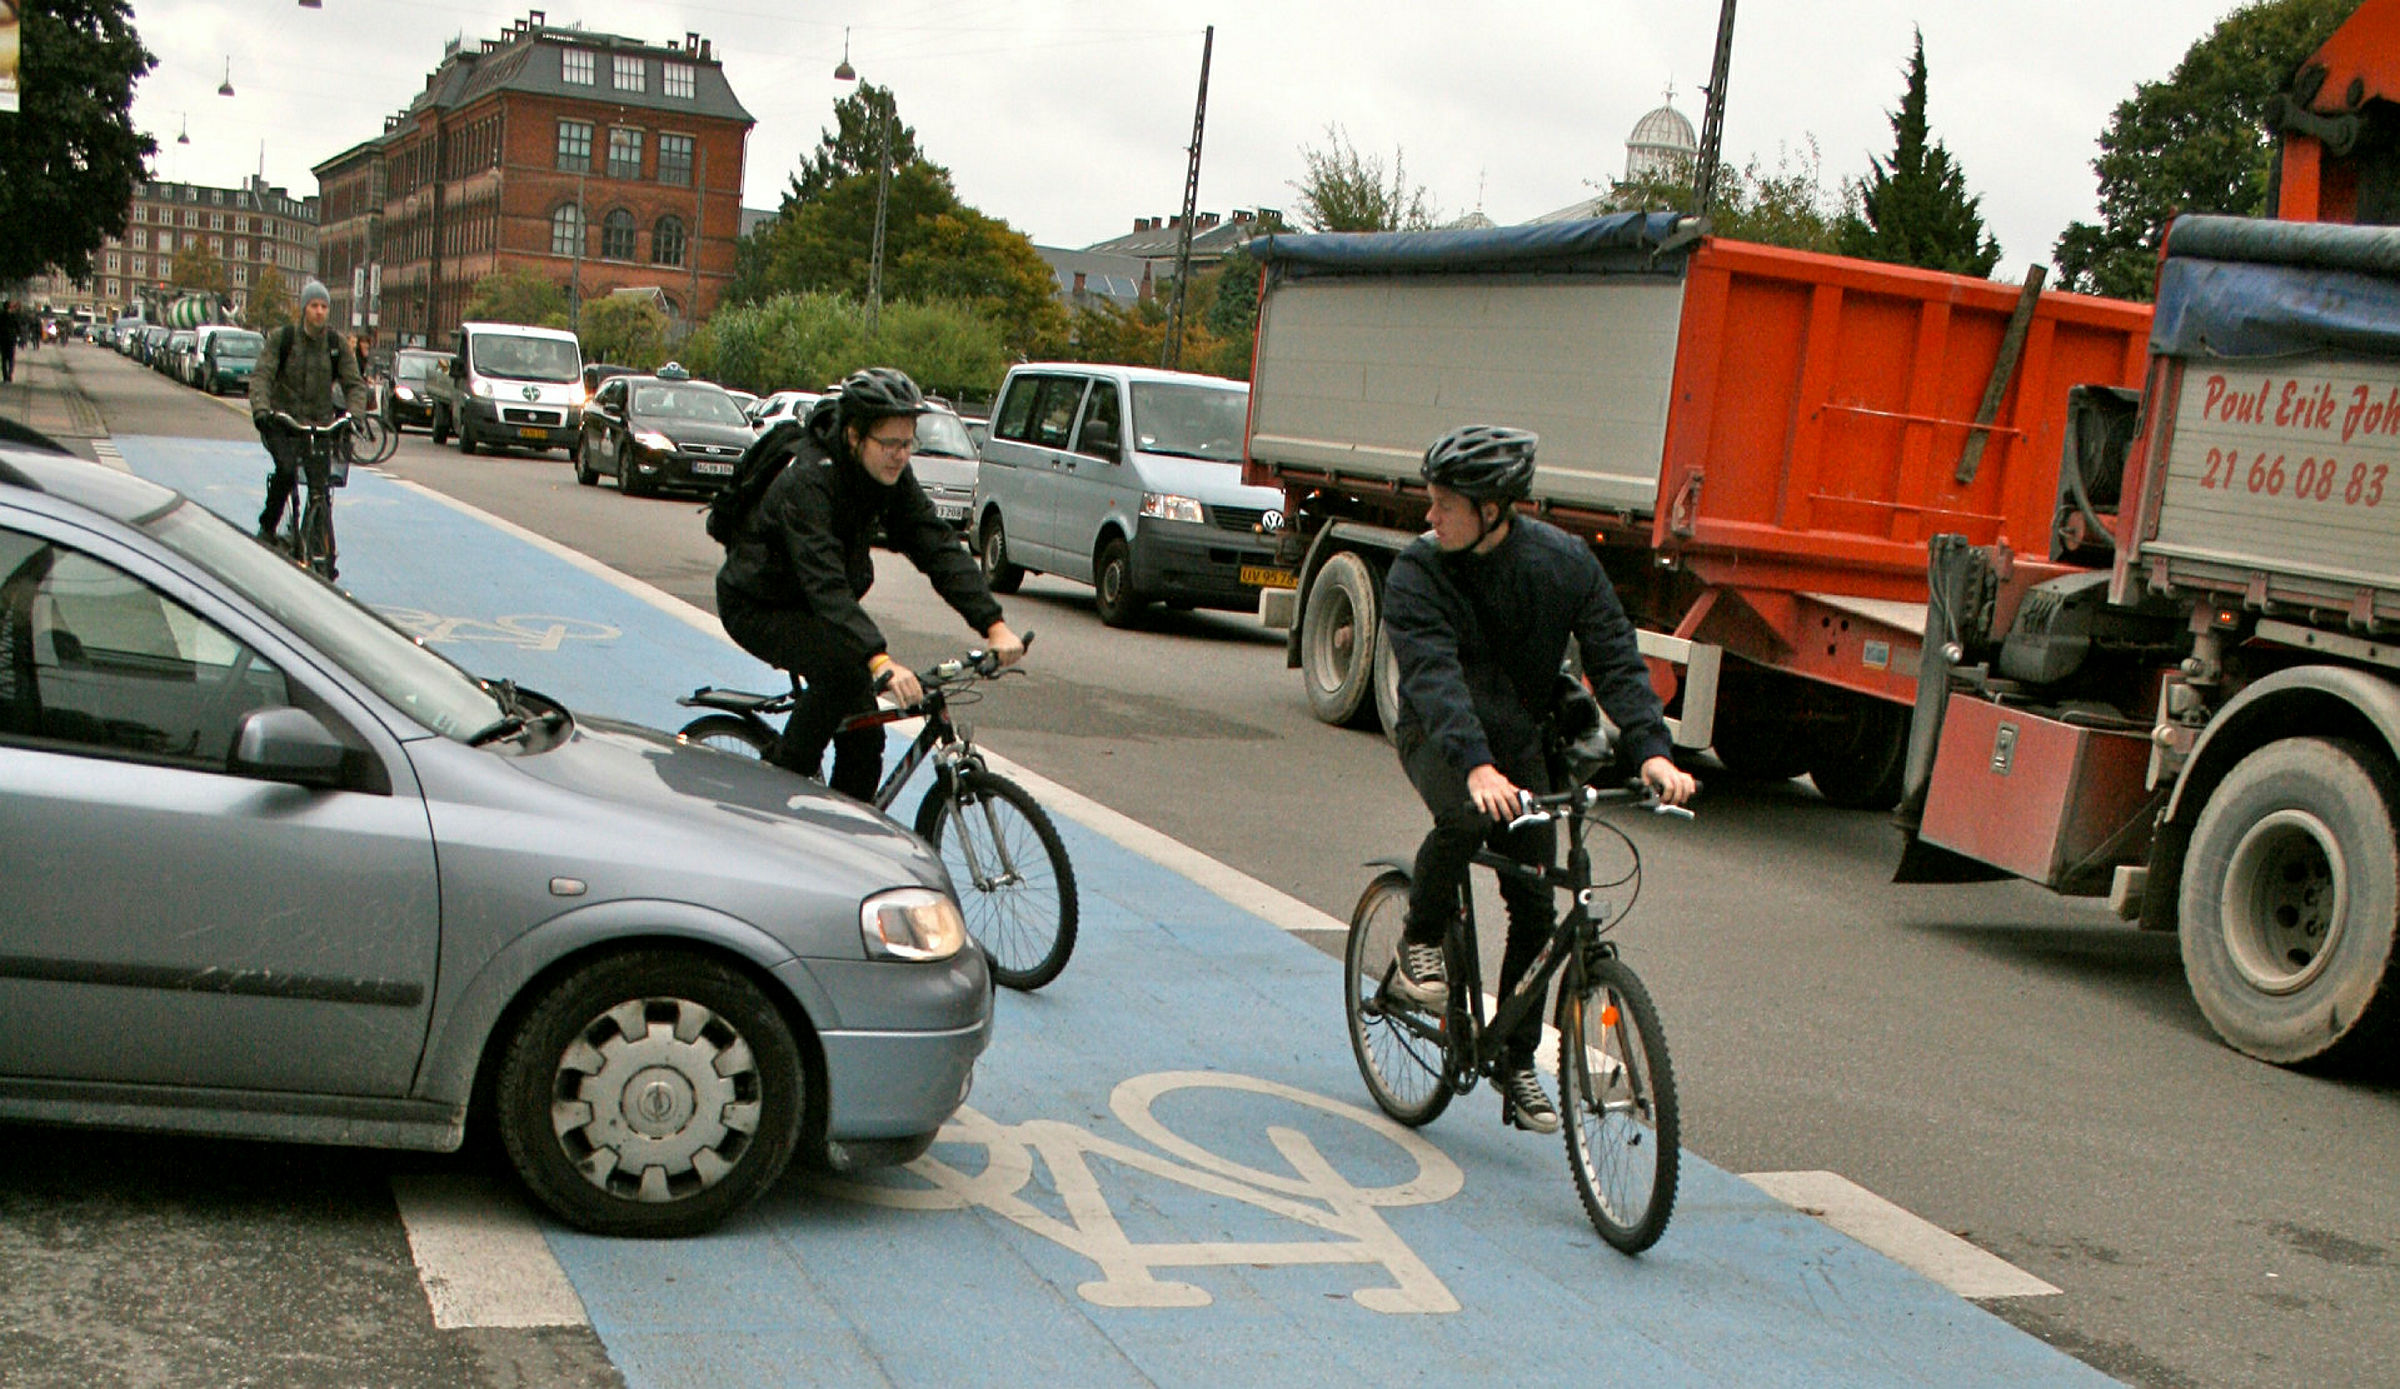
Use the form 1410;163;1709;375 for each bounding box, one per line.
836;366;928;426
1421;424;1538;502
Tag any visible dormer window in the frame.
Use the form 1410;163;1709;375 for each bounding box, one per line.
561;48;593;84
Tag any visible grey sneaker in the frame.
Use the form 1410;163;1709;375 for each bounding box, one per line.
1390;940;1449;1010
1502;1066;1560;1134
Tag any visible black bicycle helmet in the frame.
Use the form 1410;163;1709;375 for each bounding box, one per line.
1421;424;1538;502
837;366;928;425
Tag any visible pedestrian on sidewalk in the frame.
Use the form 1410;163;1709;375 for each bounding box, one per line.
0;300;18;383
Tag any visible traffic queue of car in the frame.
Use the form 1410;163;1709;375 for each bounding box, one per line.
113;319;269;397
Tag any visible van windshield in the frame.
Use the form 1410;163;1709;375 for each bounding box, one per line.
1130;382;1249;463
468;333;580;383
213;332;265;358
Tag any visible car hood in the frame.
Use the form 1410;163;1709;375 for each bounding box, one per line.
1132;453;1285;509
635;417;755;450
911;453;978;491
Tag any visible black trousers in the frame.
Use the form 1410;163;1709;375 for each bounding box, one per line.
717;590;885;801
1398;731;1556;1065
1;340;14;382
258;423;335;560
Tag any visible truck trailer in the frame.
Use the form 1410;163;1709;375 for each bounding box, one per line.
1243;214;2150;808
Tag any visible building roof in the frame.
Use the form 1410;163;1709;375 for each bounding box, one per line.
1082;209;1278;263
1033;246;1151;307
1629;102;1697;155
371;10;752;145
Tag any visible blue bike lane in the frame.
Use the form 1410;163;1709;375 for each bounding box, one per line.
115;436;2110;1389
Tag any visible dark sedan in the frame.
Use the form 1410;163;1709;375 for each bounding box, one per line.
384;349;455;431
575;374;754;497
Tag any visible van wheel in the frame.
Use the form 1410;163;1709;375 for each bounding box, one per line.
1094;538;1144;627
430;408;450;446
458;415;480;456
980;515;1024;594
1302;551;1379;728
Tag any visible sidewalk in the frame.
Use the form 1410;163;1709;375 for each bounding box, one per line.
0;346;109;441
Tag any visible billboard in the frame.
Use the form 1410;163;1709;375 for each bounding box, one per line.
1;0;20;115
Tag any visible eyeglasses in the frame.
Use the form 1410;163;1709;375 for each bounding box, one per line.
865;432;916;454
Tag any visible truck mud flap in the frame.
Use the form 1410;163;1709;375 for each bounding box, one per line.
1635;629;1722;750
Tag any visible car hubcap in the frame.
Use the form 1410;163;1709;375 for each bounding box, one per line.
2221;809;2346;994
552;997;762;1203
1101;559;1122;604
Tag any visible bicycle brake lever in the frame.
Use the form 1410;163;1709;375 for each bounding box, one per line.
1650;802;1697;820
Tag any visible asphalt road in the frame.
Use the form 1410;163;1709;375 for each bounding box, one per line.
16;345;2400;1388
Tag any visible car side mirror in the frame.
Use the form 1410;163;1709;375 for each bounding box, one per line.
228;706;349;788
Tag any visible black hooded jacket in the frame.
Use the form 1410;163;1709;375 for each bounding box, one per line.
716;417;1002;662
1383;514;1673;776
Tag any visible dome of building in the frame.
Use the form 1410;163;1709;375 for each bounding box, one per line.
1625;99;1697;184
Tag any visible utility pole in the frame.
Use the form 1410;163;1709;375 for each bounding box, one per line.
690;144;706;338
1693;0;1737;218
1161;25;1213;371
866;93;891;342
570;163;587;326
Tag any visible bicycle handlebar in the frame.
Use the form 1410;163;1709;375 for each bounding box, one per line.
270;410;355;436
872;631;1036;698
1505;780;1695;832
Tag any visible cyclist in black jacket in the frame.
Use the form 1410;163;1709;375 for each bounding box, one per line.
1382;424;1697;1133
716;367;1023;799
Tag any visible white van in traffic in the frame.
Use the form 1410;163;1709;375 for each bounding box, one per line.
970;364;1288;627
429;321;585;458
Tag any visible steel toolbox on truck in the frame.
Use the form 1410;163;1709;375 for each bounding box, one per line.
1245;213;2151;808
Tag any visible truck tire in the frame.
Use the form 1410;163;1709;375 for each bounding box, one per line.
2178;737;2400;1066
1302;551;1379;728
1372;620;1401;745
1806;696;1908;810
1711;710;1812;783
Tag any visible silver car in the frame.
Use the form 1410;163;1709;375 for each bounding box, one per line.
0;446;991;1237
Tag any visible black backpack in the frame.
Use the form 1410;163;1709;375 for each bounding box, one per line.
706;408;823;546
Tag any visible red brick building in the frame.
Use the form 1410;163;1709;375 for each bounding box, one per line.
314;10;752;348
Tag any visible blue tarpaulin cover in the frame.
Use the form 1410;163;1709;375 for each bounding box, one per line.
2152;215;2400;360
1251;213;1701;279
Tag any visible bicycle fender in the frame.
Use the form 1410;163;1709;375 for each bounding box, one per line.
1365;857;1414;879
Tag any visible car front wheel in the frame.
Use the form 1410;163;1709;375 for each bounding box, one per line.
496;951;806;1237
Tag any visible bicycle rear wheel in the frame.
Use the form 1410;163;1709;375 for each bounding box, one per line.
356;413;398;464
914;769;1077;991
296;493;334;579
1343;870;1451;1126
1558;954;1679;1253
678;713;774;759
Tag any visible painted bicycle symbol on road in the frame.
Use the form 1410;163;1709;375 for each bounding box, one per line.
377;607;620;652
814;1070;1465;1314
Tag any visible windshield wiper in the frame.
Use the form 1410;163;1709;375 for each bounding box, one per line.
468;714;529;747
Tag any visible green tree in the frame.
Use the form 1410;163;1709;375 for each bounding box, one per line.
167;236;230;299
245;265;290;334
1608;139;1854;253
783;82;921;211
463;267;570;328
0;0;157;286
1837;31;2000;276
682;290;1006;401
2052;0;2359;299
578;295;669;370
1292;125;1438;232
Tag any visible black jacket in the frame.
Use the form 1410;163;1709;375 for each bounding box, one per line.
1384;514;1673;776
716;423;1002;662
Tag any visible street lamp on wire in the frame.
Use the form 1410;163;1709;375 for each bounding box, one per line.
832;28;891;341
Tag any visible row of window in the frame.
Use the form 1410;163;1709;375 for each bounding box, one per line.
134;184;305;216
548;207;687;266
559;49;699;99
555;122;697;185
114;230;281;261
128;207;298;241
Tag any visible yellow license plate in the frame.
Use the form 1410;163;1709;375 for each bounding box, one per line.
518;427;549;441
1241;565;1297;589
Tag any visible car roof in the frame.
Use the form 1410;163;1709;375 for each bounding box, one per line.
0;445;183;525
1008;361;1248;390
458;320;580;343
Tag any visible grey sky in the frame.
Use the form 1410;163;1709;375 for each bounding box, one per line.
134;0;2257;271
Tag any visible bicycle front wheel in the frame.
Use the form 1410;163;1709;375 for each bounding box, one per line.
297;495;334;579
1558;955;1679;1253
357;413;398;464
678;713;774;760
914;770;1077;991
1344;870;1451;1127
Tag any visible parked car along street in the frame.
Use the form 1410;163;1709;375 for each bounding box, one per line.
911;406;981;528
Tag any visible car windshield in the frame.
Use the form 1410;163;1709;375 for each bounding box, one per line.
144;499;507;742
396;354;447;381
915;411;976;458
214;332;264;358
633;385;747;424
1130;382;1249;462
468;332;580;383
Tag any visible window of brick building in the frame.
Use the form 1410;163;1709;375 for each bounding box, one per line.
651;216;686;267
613;54;644;91
551;204;584;257
664;62;695;99
562;47;594;84
657;134;693;187
556;120;593;173
132;229;147;250
601;208;636;260
607;128;643;180
234;240;247;260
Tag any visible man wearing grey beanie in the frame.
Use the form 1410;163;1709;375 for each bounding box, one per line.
250;278;369;575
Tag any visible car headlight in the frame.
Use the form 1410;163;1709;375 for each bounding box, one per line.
470;379;494;399
1141;492;1205;524
393;385;414;400
860;887;968;962
633;429;677;453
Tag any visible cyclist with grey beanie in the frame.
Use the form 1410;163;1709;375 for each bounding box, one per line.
250;278;368;572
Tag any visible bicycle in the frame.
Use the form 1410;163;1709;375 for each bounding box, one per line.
267;411;353;581
1345;779;1691;1253
676;635;1079;991
351;410;399;465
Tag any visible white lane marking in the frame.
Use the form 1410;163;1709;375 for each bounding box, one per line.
386;476;1355;937
1742;1170;2061;1299
390;1175;590;1329
87;437;129;473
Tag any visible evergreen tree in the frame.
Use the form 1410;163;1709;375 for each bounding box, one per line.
782;83;920;212
0;0;157;286
1838;31;2001;277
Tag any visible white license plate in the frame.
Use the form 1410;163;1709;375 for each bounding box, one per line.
692;460;735;477
934;501;968;521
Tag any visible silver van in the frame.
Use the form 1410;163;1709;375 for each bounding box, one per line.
970;364;1288;627
428;320;585;458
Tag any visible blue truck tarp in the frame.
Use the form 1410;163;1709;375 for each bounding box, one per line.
2153;215;2400;361
1250;213;1702;279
